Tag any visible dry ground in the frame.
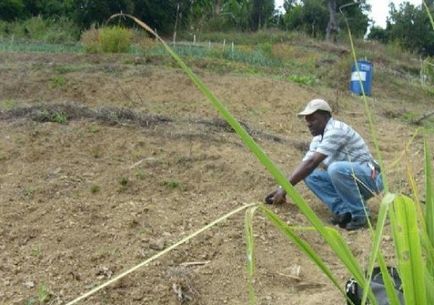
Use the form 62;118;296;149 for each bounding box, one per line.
0;52;432;305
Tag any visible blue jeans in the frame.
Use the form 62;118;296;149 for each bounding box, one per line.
304;161;384;219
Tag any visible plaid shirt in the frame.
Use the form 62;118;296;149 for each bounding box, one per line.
303;118;374;168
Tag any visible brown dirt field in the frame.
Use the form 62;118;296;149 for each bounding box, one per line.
0;52;432;305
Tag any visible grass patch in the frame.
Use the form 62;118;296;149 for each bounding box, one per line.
0;99;17;110
288;74;316;86
162;179;182;190
51;112;68;124
50;76;66;88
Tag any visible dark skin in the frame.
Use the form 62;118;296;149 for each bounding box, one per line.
267;110;331;204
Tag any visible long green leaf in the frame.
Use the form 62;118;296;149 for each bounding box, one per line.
389;195;426;305
259;205;344;294
423;0;434;30
361;193;400;305
425;137;434;273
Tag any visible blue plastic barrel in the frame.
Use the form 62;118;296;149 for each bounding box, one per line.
350;60;373;96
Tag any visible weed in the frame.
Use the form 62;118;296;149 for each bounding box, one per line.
51;111;68;124
88;124;100;134
0;99;17;110
135;169;146;180
50;76;66;88
288;74;316;86
37;283;52;304
23;187;34;198
119;177;129;186
31;246;42;258
91;147;102;159
90;185;100;194
162;180;182;189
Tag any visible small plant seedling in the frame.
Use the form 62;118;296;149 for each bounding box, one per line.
50;76;66;88
37;283;52;304
90;185;100;193
51;111;68;124
0;99;17;110
162;180;181;189
31;246;42;258
135;169;146;180
119;177;129;186
88;124;100;133
23;187;34;198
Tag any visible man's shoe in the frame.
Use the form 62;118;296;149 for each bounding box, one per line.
329;212;352;228
345;217;368;231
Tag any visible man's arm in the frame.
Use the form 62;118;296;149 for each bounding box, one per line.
288;152;327;185
267;152;327;204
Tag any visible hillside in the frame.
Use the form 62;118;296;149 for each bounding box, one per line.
0;36;433;305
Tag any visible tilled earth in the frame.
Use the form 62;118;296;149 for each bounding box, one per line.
0;52;431;305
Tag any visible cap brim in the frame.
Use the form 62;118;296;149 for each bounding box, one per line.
297;110;315;117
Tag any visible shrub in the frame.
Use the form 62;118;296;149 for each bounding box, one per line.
80;26;100;53
81;25;133;54
0;16;80;43
99;26;133;53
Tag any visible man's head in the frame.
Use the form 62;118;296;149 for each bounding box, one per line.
297;99;332;136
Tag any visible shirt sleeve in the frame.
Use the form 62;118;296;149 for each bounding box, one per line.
303;136;320;161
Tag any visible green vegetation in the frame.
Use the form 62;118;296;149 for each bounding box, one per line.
288;74;316;86
0;16;80;43
0;5;433;305
37;283;52;304
127;14;434;305
0;99;17;110
51;112;68;124
80;26;133;54
162;179;182;190
90;185;101;194
119;177;129;187
49;76;66;88
0;1;433;55
24;283;52;305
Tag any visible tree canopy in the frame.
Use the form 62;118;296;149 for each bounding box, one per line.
368;2;434;56
0;0;433;55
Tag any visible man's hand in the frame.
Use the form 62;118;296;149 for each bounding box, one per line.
264;187;286;204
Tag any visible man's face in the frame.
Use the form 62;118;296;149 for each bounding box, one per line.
305;112;328;136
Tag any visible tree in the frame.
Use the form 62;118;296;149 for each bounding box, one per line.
367;26;389;43
337;0;370;38
387;2;434;55
0;0;26;21
281;0;369;39
249;0;274;31
326;0;337;42
73;0;135;29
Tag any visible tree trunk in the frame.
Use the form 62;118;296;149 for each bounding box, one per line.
326;0;338;42
214;0;222;16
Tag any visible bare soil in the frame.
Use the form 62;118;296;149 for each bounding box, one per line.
0;52;431;305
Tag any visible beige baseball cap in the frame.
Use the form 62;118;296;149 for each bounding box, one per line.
297;98;332;117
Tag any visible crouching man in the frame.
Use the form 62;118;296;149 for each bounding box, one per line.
265;98;383;230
